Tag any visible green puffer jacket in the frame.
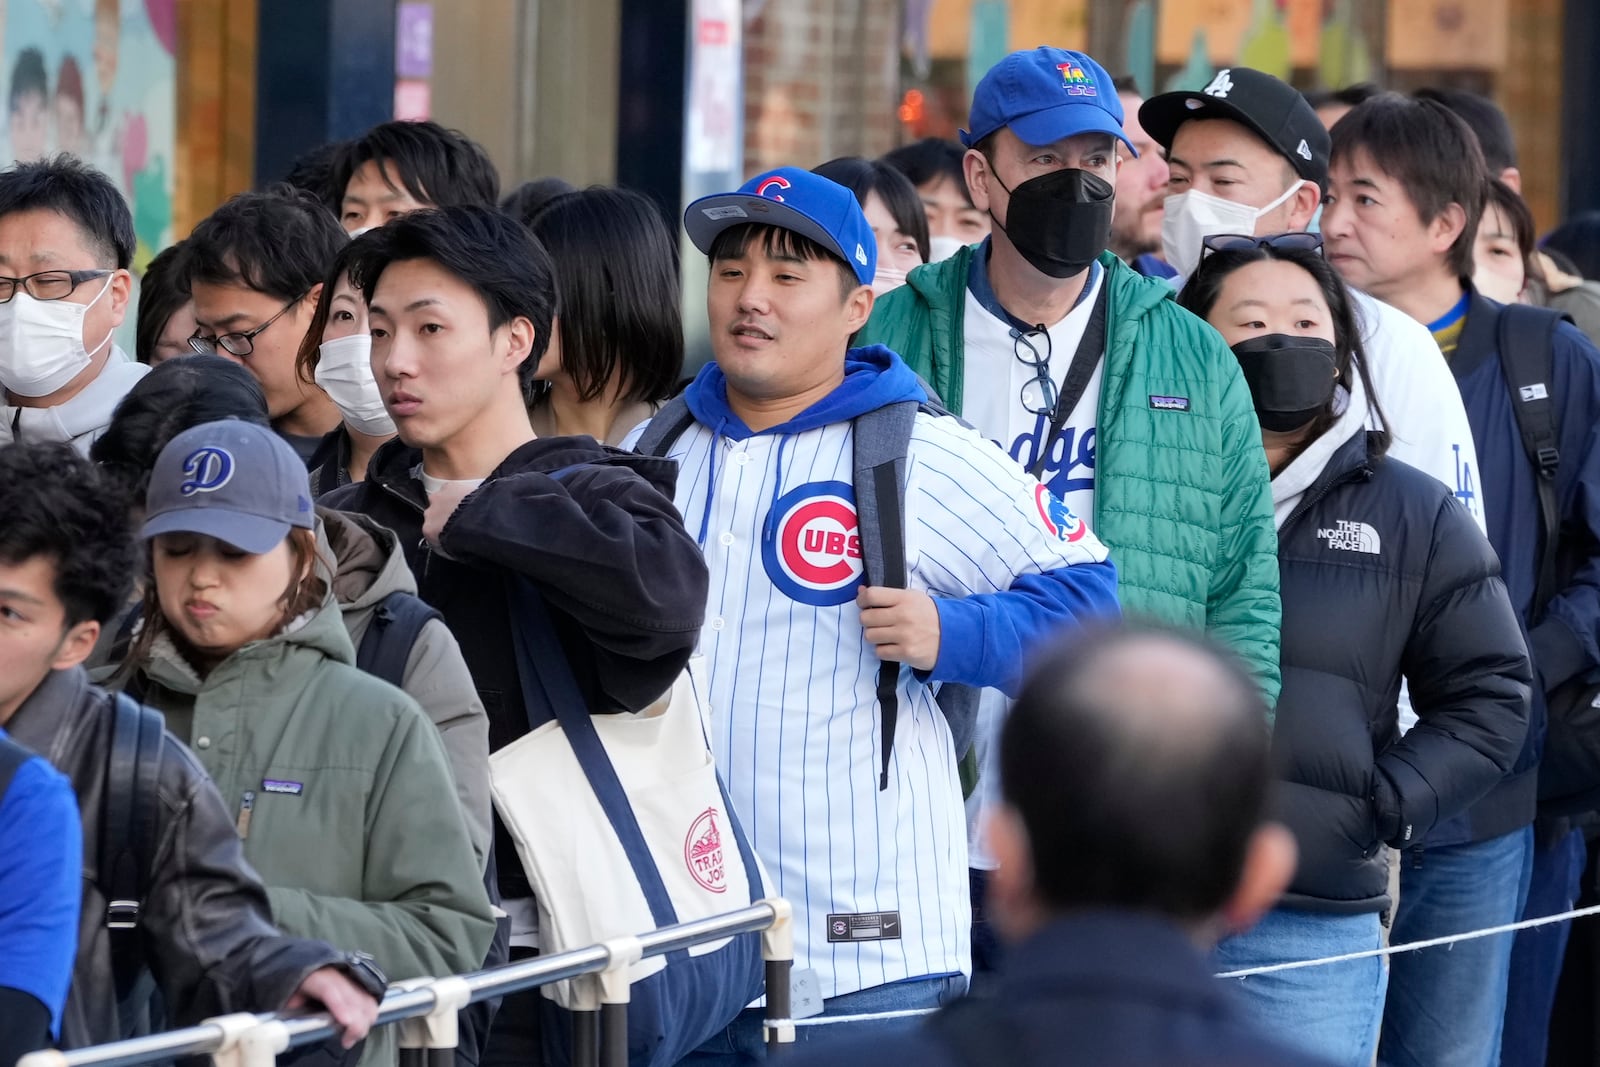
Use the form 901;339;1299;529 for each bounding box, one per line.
132;573;495;1066
859;246;1282;704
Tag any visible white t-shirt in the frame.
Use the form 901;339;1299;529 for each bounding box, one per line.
958;268;1106;524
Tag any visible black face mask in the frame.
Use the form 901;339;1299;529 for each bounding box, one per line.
992;168;1114;279
1230;334;1340;433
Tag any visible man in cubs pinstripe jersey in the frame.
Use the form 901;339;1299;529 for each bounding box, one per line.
654;168;1121;1061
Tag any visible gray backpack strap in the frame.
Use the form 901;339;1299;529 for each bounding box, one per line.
0;734;29;803
854;401;983;792
853;401;918;791
632;395;698;457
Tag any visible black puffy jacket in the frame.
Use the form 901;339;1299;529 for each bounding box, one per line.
1273;429;1532;914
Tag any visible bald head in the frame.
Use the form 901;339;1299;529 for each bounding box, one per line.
1000;625;1273;923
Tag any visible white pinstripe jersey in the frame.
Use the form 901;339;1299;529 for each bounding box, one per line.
657;407;1111;998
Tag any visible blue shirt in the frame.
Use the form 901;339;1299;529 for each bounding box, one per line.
0;726;82;1036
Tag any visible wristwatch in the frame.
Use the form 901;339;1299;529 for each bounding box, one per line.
339;951;389;998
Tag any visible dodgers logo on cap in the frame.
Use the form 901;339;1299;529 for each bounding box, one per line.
1035;484;1087;544
761;480;864;607
179;446;234;496
1058;60;1097;97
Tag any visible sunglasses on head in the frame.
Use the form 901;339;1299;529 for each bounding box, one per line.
1200;232;1324;260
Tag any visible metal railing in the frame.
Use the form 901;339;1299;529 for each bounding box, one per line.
19;899;795;1067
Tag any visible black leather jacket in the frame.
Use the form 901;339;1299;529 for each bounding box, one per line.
6;667;349;1048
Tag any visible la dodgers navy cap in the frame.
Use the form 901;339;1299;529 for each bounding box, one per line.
961;46;1136;155
1139;67;1331;192
684;167;877;286
141;419;316;555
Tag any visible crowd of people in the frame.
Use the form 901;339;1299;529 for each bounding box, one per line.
1;41;1599;1067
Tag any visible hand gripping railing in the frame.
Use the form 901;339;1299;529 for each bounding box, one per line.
17;898;796;1067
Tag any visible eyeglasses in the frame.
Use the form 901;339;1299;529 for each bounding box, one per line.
0;269;112;303
1011;327;1058;417
189;295;304;358
1200;232;1325;261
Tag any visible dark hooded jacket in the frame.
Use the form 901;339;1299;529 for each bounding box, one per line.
322;434;709;898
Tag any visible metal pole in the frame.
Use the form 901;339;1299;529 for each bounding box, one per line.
572;1009;600;1067
600;1003;629;1067
760;898;796;1054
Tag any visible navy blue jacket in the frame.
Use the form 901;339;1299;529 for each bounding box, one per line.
1274;430;1529;911
792;912;1334;1067
1435;291;1600;846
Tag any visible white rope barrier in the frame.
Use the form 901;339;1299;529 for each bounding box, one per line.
1218;901;1600;978
790;901;1600;1026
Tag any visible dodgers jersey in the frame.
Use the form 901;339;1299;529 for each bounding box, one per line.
654;349;1117;999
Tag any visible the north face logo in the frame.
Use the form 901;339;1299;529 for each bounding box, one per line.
1318;520;1381;554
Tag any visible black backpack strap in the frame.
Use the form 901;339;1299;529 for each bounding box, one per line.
0;734;29;802
103;694;163;997
853;401;919;791
631;395;697;458
1497;303;1568;618
356;590;443;688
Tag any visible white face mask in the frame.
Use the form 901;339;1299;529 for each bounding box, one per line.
1161;181;1307;277
928;235;969;263
347;226;375;239
871;265;910;297
0;277;115;398
315;333;396;437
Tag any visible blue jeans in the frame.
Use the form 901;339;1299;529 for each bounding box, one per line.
1379;826;1535;1067
678;974;966;1065
1502;829;1587;1067
1214;907;1387;1067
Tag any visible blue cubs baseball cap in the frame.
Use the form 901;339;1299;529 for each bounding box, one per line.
962;46;1136;156
684;167;877;287
140;419;316;555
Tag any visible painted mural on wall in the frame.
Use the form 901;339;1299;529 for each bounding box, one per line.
3;0;176;270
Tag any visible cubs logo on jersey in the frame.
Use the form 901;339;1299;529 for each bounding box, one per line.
1035;483;1087;543
761;480;864;606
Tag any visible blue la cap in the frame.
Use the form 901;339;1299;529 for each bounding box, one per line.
962;47;1136;156
684;167;877;287
140;419;315;554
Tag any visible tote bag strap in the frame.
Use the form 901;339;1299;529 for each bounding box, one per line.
510;575;683;931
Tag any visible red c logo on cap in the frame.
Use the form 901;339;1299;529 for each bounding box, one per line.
755;176;791;202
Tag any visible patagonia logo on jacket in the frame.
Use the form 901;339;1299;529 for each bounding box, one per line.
1318;520;1381;555
261;778;304;796
1148;394;1190;412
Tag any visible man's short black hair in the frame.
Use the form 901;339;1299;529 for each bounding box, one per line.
281;139;349;215
526;187;682;406
9;47;46;112
182;184;347;302
706;222;861;302
1001;624;1273;923
336;120;500;212
501;177;577;227
92;354;270;511
346;205;557;402
814;156;930;263
881;137;974;207
135;240;190;364
0;155;135;268
1303;82;1382;113
1542;211;1600;282
1331;93;1486;280
0;442;136;627
1414;87;1517;174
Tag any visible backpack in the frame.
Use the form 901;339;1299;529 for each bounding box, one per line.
100;693;165;1036
356;590;442;688
1494;303;1600;814
635;396;982;791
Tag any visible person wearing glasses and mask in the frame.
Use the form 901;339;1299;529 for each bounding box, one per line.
181;186;346;464
1140;67;1486;533
1176;234;1530;1067
0;156;148;452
